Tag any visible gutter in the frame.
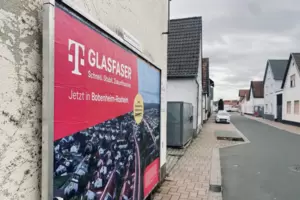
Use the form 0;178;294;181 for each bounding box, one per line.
195;78;200;132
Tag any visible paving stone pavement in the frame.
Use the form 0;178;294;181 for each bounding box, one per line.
245;115;300;135
154;117;245;200
166;148;186;174
166;142;191;174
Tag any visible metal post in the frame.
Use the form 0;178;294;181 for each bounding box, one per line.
42;1;55;199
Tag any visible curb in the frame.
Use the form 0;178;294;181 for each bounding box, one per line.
244;115;300;136
208;148;223;200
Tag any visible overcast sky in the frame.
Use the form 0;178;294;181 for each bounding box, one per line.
171;0;300;100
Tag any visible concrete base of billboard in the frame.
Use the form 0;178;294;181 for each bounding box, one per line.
160;163;167;182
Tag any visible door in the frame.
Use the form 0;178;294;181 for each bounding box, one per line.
276;94;283;121
182;103;194;142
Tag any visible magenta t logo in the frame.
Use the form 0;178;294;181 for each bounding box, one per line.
68;39;85;75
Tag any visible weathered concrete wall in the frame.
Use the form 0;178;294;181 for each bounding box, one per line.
0;0;43;199
0;0;168;199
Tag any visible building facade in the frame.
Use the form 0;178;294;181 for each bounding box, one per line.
167;78;202;130
246;81;264;115
0;1;168;199
202;58;210;122
238;89;249;114
167;17;203;133
208;79;215;118
263;60;288;120
281;53;300;125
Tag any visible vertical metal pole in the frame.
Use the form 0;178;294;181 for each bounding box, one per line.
168;0;171;33
42;1;55;199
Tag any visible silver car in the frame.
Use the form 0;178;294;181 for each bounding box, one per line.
215;110;231;124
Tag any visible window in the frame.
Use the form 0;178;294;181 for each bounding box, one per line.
287;101;292;114
290;74;296;87
294;101;299;115
265;104;268;113
270;84;273;93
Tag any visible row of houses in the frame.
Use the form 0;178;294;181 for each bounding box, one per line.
166;17;215;133
239;53;300;126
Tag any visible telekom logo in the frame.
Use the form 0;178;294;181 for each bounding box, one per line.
68;39;85;75
67;38;133;80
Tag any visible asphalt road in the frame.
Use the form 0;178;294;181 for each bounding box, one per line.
221;115;300;200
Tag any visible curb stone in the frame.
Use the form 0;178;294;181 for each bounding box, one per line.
208;148;223;200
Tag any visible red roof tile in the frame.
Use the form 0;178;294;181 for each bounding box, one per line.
251;81;264;98
239;89;249;97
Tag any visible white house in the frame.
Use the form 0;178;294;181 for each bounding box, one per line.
263;60;288;120
238;89;249;114
167;17;203;133
246;81;264;115
281;53;300;125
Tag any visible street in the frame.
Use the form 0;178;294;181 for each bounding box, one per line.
221;114;300;200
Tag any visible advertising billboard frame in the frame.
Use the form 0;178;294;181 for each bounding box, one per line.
42;0;162;199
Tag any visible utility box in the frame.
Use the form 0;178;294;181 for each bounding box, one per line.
167;102;194;147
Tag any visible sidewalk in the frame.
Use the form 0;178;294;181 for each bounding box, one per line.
154;118;245;200
245;115;300;135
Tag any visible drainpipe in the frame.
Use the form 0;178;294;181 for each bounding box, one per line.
195;79;200;134
162;0;171;35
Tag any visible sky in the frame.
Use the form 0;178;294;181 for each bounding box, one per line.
171;0;300;100
138;59;160;104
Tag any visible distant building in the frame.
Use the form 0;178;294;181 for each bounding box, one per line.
238;89;249;113
223;100;239;112
208;79;215;117
202;58;212;122
167;17;203;133
263;59;288;120
281;53;300;125
246;81;264;115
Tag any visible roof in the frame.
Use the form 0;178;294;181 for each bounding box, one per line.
238;89;249;97
210;79;215;87
223;100;239;106
167;17;202;78
263;60;288;83
281;53;300;88
202;58;209;94
248;81;264;100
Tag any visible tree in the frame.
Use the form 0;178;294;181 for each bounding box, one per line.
218;99;224;110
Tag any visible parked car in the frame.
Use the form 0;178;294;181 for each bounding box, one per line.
215;110;231;124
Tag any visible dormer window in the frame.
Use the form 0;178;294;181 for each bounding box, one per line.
290;74;296;88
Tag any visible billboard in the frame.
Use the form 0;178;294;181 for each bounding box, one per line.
43;1;161;200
